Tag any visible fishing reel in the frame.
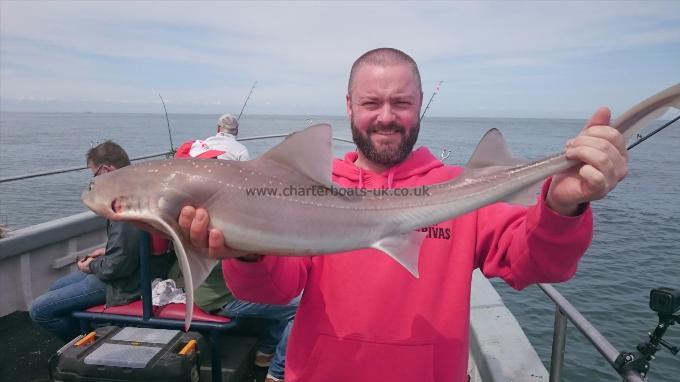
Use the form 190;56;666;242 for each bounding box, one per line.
614;287;679;378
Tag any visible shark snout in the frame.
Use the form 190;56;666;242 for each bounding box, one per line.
81;189;125;220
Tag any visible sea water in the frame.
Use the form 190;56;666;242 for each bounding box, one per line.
1;111;678;381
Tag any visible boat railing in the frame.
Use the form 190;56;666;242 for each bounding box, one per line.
539;283;646;382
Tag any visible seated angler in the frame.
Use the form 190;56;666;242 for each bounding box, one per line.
29;141;173;341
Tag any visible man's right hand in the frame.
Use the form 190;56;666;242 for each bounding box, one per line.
178;206;262;260
77;256;95;273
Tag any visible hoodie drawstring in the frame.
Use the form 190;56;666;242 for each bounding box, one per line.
387;168;395;188
357;166;394;188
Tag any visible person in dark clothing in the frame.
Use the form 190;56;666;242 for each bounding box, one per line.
29;141;145;341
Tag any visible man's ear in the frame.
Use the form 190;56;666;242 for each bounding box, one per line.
346;94;353;120
101;164;116;174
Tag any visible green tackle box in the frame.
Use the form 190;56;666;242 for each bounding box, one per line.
50;326;203;382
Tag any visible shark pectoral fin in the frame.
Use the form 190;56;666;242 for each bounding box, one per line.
371;230;428;278
256;123;334;187
500;180;543;206
148;217;216;331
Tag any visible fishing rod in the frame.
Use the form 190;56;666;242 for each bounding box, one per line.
627;114;680;150
0;136;355;184
420;80;443;122
420;80;446;160
237;81;257;122
158;94;175;156
0;152;172;183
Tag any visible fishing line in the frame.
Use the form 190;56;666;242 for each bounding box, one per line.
627;114;680;150
237;81;257;122
158;94;175;155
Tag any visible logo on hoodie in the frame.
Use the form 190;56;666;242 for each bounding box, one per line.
419;224;451;240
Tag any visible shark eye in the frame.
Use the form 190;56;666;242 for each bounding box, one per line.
112;198;123;213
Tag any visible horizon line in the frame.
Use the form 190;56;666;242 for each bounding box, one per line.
0;109;598;121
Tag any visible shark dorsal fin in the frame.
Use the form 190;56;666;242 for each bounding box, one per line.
464;128;526;171
258;123;333;187
463;128;538;206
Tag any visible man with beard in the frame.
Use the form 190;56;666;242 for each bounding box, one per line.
177;48;628;381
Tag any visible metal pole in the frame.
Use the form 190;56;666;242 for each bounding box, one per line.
549;308;568;382
139;232;152;322
238;133;354;144
539;284;646;382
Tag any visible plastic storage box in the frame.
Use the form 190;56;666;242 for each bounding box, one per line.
51;326;203;382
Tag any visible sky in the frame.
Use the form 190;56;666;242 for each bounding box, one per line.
1;1;679;118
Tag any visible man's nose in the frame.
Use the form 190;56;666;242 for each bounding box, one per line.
376;104;396;124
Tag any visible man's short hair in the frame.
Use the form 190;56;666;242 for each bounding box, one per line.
347;48;422;95
86;141;131;169
217;114;239;135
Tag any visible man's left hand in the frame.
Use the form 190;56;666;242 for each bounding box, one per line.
547;107;629;216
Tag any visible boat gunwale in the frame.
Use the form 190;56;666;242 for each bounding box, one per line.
0;211;105;260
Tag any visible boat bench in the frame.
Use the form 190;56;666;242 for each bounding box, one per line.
73;232;237;382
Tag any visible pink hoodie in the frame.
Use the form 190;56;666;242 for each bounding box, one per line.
223;147;592;382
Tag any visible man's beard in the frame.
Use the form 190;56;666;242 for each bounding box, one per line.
351;119;420;167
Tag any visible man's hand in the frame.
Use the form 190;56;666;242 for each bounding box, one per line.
77;256;96;273
178;206;261;260
547;107;629;216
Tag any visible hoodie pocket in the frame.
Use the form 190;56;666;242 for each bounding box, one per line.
298;334;435;382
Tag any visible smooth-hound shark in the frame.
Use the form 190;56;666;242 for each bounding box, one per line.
82;84;680;330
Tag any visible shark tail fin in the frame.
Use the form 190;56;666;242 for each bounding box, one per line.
371;230;428;278
614;83;680;142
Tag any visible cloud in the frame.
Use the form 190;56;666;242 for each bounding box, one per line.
1;1;679;117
